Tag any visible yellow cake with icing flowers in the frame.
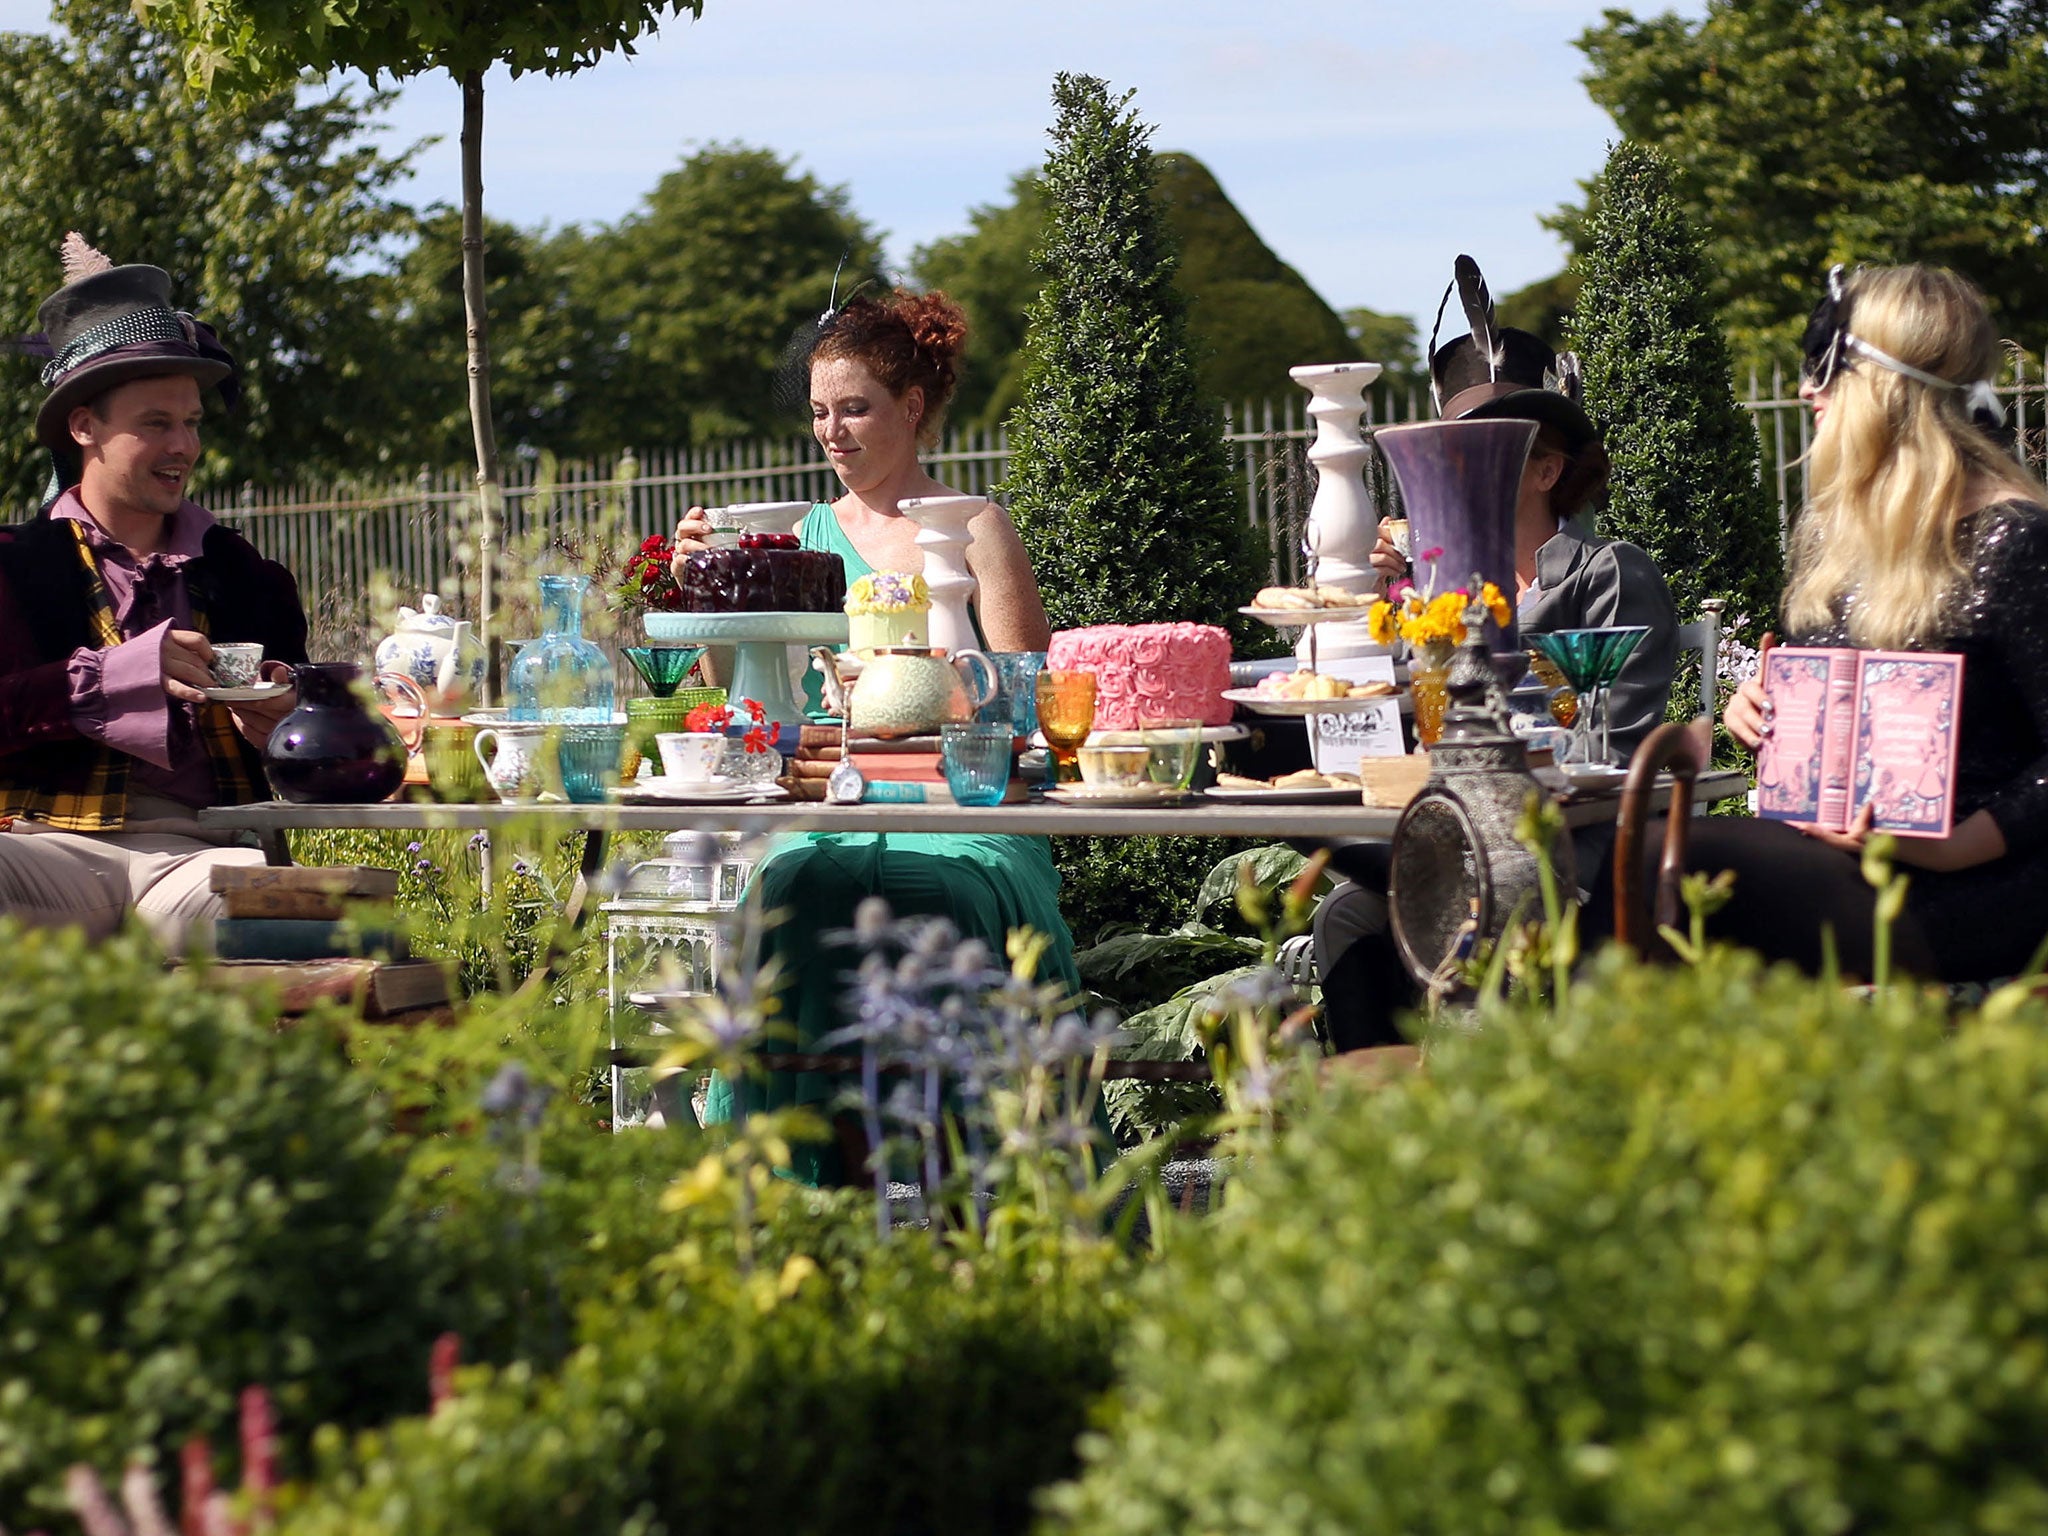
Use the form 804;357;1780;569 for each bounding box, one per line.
845;571;931;656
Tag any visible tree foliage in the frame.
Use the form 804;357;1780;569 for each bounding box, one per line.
0;0;419;510
1001;76;1263;643
368;211;605;470
912;172;1048;429
914;152;1358;429
1568;140;1783;635
137;0;696;89
570;143;884;446
1575;0;2048;363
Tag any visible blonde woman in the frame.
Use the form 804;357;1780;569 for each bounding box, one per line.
1698;264;2048;980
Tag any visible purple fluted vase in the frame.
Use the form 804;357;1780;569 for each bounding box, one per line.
1375;418;1536;651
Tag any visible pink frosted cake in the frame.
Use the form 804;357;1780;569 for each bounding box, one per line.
1047;623;1234;730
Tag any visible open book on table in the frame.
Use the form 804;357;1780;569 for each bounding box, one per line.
1756;647;1963;838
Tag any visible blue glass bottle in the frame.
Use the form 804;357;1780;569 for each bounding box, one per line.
509;574;614;722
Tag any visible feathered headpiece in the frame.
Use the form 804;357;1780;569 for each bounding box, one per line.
770;251;872;421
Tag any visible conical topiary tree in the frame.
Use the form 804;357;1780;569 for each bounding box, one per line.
1001;74;1271;942
1002;73;1266;650
1568;139;1783;642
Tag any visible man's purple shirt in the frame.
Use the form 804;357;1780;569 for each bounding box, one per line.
53;490;220;806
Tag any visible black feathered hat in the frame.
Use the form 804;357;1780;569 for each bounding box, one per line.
1426;253;1598;453
29;233;236;457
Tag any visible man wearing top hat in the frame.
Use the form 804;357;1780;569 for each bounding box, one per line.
1315;254;1680;1052
0;235;308;949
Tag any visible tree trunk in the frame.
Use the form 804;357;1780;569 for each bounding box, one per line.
459;67;502;701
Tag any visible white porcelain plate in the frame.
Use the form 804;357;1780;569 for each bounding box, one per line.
1042;783;1190;806
1220;687;1401;717
202;683;292;704
1201;783;1366;804
1237;606;1373;626
1560;763;1631;792
610;779;789;804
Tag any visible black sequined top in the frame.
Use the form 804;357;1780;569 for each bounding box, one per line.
1792;499;2048;856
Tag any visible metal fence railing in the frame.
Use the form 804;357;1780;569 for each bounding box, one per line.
200;349;2048;647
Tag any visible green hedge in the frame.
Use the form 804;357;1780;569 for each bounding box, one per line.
1051;949;2048;1534
276;1229;1129;1536
0;922;447;1526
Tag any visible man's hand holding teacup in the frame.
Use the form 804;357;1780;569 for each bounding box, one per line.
161;628;217;704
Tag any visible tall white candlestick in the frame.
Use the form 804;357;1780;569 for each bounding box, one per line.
899;495;983;654
1289;361;1385;661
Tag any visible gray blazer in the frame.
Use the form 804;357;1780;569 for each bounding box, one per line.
1518;518;1679;764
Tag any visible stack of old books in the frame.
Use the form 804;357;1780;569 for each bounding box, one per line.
208;865;451;1019
783;734;1027;804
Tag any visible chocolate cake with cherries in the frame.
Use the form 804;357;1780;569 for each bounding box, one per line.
678;533;847;613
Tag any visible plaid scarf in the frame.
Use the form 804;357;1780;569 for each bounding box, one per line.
0;519;263;830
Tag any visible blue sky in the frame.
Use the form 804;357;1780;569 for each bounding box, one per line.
0;0;1700;342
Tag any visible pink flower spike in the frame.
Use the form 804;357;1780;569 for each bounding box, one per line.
430;1334;461;1413
1418;546;1445;564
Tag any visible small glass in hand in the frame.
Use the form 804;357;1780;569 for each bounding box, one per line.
940;722;1014;806
1035;670;1097;784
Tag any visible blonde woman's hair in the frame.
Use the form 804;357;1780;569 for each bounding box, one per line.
1785;265;2041;649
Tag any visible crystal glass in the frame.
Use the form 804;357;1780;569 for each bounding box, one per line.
720;737;783;787
509;575;615;722
623;646;702;698
1035;670;1097;784
982;650;1048;736
941;722;1013;806
623;696;694;779
1526;626;1649;764
1138;718;1202;789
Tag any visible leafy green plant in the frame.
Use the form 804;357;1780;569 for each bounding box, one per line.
269;1208;1128;1536
0;922;447;1527
1049;945;2048;1535
1079;845;1325;1143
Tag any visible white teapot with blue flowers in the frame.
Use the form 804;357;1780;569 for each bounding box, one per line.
373;592;487;715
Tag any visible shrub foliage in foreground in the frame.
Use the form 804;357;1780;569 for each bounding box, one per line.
1050;948;2048;1535
276;1229;1129;1536
0;922;445;1526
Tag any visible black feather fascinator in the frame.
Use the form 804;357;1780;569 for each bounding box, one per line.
770;252;871;421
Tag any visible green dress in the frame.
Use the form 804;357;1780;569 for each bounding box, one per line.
703;503;1082;1186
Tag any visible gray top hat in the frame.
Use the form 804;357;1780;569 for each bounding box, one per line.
32;238;235;456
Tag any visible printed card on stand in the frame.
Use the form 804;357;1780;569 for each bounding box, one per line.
1310;655;1403;775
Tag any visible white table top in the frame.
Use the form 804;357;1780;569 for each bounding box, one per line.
199;770;1750;841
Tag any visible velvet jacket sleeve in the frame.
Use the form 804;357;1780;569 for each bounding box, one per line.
1967;505;2048;855
0;551;89;758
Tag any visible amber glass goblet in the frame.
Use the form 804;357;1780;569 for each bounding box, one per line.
1035;670;1098;784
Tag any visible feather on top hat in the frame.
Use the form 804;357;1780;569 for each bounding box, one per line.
30;233;236;455
1426;253;1597;453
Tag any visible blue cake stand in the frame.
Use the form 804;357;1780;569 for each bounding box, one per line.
643;611;850;731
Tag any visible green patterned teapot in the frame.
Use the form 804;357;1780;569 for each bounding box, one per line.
845;647;998;738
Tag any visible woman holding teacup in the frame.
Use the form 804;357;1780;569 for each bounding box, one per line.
669;289;1079;1185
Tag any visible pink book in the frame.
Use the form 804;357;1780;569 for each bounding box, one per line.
1757;647;1963;837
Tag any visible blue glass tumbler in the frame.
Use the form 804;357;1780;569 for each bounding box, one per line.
940;723;1014;806
556;722;625;803
981;651;1049;736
